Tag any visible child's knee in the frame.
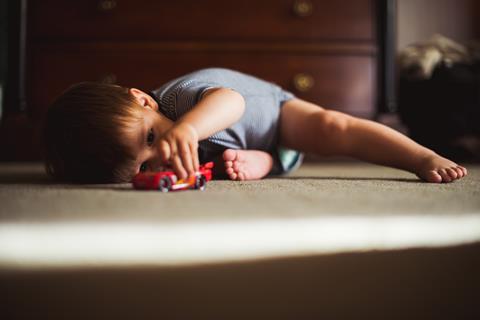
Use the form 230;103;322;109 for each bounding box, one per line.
311;110;350;137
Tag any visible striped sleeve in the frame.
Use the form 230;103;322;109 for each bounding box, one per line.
173;80;222;119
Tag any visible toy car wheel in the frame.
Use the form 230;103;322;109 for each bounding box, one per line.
195;175;207;191
159;177;172;192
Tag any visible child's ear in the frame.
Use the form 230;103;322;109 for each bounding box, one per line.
129;88;147;106
129;88;154;109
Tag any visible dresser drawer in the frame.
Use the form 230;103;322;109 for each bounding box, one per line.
29;44;375;119
28;0;375;41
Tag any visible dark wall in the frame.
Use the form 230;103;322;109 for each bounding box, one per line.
0;0;7;119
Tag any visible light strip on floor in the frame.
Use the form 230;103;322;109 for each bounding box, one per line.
1;215;479;268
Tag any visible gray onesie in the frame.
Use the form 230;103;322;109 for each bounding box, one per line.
149;68;303;175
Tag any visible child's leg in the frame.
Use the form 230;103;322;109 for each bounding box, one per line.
279;98;467;183
222;149;273;181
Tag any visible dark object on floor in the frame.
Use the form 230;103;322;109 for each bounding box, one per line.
398;62;480;162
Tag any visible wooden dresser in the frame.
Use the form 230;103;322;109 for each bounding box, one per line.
2;0;380;160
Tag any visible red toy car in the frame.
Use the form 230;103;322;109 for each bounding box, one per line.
132;162;214;192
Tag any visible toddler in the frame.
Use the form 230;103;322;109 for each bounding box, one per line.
44;68;467;183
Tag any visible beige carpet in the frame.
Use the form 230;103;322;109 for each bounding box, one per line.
1;161;479;222
0;161;479;265
1;162;479;319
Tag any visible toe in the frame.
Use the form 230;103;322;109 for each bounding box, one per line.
237;172;245;181
424;170;442;183
224;160;233;169
454;167;464;178
222;149;237;162
229;172;237;180
460;166;468;176
438;169;452;182
233;161;242;171
446;168;458;179
226;167;234;175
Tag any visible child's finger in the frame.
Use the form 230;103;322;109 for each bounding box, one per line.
172;155;187;180
168;142;186;178
190;143;199;171
159;140;171;164
179;142;195;176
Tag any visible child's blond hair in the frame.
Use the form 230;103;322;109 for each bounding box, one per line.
44;82;143;183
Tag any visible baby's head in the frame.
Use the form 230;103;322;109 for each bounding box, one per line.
44;82;144;183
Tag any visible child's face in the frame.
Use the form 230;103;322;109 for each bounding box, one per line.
123;89;173;176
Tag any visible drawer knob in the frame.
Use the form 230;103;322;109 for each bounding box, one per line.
293;73;315;92
98;0;117;11
293;0;313;17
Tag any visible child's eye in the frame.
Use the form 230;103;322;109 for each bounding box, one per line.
140;162;148;172
147;128;155;146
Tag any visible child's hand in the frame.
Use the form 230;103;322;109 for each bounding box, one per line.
159;122;200;179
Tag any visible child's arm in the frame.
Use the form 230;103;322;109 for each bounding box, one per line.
179;88;245;140
159;88;245;179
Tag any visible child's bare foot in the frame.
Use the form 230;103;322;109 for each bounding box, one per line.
416;153;467;183
223;149;273;181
